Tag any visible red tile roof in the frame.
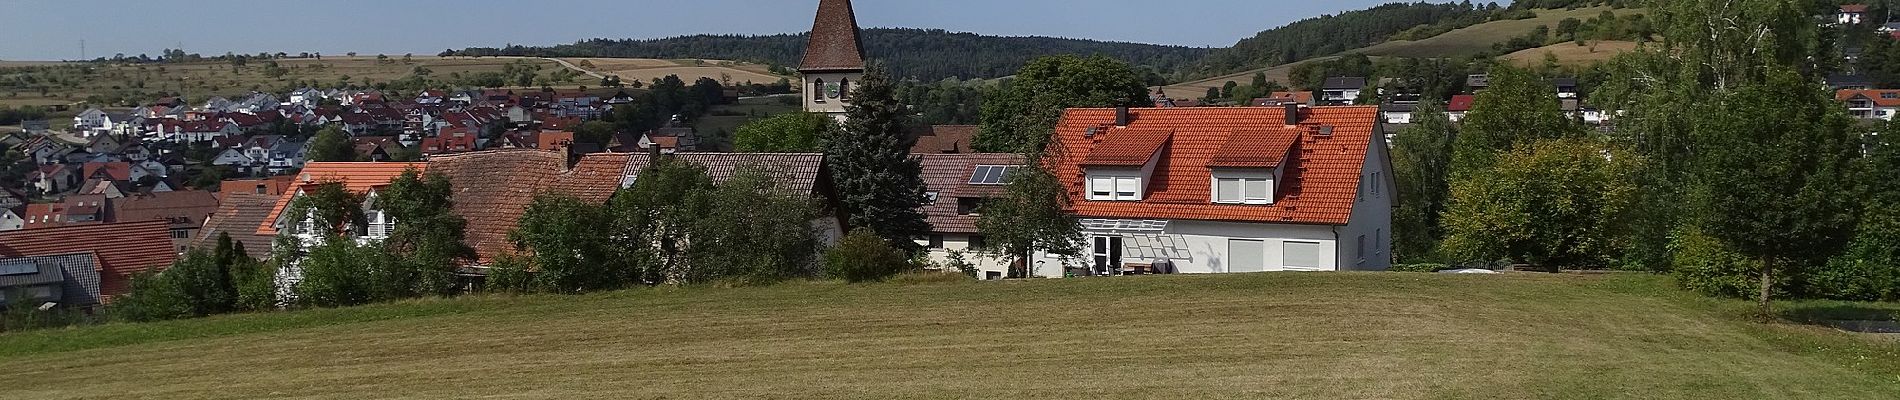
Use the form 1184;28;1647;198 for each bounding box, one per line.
257;162;427;235
114;190;221;229
911;125;978;154
1052;106;1380;225
918;153;1024;234
1837;89;1900;107
430;150;627;263
218;176;295;202
83;161;133;181
0;220;177;300
1843;4;1869;13
1447;95;1476;112
800;0;867;71
1080;129;1171;167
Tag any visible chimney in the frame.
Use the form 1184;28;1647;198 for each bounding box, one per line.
648;143;662;158
1284;103;1300;126
1115;107;1131;127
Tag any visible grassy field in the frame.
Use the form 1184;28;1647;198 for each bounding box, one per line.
2;273;1895;399
1160;7;1644;99
567;58;787;86
1358;7;1640;59
693;94;803;135
1500;40;1643;67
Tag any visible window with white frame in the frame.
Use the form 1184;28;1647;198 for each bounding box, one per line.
1088;175;1142;201
1284;241;1327;270
1213;175;1272;205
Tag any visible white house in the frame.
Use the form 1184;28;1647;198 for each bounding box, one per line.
1030;105;1393;277
0;207;23;231
1446;94;1475;122
799;0;866;121
913;153;1024;279
1838;89;1900;121
1840;4;1868;25
71;108;136;138
1320;77;1367;106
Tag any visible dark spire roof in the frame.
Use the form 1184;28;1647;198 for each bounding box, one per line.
800;0;867;72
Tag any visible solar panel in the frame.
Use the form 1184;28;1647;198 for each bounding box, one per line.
972;164;1018;184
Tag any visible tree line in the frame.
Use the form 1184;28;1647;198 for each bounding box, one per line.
443;28;1209;83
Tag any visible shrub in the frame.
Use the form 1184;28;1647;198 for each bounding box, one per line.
1670;229;1783;299
110;270;192;322
484;254;537;293
825;231;913;283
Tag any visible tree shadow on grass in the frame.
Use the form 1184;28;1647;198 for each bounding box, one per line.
1780;302;1900;334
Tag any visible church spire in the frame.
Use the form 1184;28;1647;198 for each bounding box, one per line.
799;0;866;72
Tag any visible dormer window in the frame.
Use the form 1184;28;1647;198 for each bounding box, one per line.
1213;172;1273;205
1088;174;1142;201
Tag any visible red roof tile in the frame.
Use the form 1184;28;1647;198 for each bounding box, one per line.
800;0;867;71
0;220;177;300
258;162;426;235
1207;129;1301;168
918;153;1024;234
83;161;132;181
1837;89;1900;107
431;150;626;263
1080;129;1171;167
1052;106;1380;226
911;125;978;154
1447;95;1476;112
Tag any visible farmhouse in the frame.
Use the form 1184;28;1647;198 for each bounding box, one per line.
913;153;1024;279
0;220;178;303
1031;105;1393;277
1837;89;1900;121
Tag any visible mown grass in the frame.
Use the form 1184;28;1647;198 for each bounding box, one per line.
1;273;1896;399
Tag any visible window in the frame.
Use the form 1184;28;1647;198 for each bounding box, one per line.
255;184;267;194
839;78;852;100
171;229;190;239
1229;239;1265;273
956;197;983;216
1213;177;1272;205
1371;172;1382;196
1357;235;1368;263
925;191;939;203
1090;175;1142;201
928;235;944;249
969;235;987;249
0;260;39;276
968;165;1018;185
1284;241;1327;270
812;79;826;103
1092;236;1123;273
25;285;53;299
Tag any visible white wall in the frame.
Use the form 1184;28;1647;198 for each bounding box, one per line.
802;71;862;119
1337;128;1395;271
918;234;1013;279
1032;220;1341;278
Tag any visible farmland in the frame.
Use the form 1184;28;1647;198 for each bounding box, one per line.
2;273;1895;399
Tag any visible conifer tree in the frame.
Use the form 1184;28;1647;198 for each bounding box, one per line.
828;63;931;249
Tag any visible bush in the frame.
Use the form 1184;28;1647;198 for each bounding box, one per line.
1670;229;1782;299
825;231;913;283
110;270;193;322
484;254;538;293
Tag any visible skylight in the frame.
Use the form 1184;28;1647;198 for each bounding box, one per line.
969;165;1018;185
0;260;39;276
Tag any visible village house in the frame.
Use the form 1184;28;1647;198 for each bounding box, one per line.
114;190;221;253
800;0;867;121
21;194;109;230
0;220;178;304
620;152;848;247
1320;77;1367;106
71;108;138;138
1031;105;1393;277
192;192;280;256
1838;89;1900;121
0;206;23;231
1840;4;1869;25
1254;91;1317;107
914;153;1024;279
1446;94;1475;122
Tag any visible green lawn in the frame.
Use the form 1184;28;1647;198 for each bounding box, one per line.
2;273;1896;399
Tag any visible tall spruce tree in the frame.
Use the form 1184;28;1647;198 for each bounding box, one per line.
828;63;931;249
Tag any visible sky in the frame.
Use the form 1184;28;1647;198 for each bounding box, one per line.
0;0;1449;61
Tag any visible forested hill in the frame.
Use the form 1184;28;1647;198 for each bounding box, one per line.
446;28;1210;82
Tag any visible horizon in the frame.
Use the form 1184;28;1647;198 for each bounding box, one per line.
0;0;1454;61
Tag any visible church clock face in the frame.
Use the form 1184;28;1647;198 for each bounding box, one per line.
824;82;842;99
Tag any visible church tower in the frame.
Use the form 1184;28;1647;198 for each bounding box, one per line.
800;0;866;120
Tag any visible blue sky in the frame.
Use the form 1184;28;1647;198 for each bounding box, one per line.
0;0;1451;60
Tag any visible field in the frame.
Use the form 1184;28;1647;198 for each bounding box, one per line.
3;273;1896;399
1358;7;1641;58
1500;40;1643;67
564;58;787;86
1159;7;1643;99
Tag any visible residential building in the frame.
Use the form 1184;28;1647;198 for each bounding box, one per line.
22;194;109;229
911;125;978;154
260;162;426;290
0;253;104;308
192;193;279;257
620;152;848;247
800;0;867;120
1255;91;1316;107
0;206;23;231
1840;4;1869;25
1838;89;1900;120
1320;77;1367;105
1031;105;1393;277
114;191;221;253
429;150;630;265
0;220;177;302
1447;94;1476;122
914;153;1023;279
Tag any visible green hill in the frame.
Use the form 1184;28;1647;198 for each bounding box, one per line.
4;273;1895;399
1358;7;1642;58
